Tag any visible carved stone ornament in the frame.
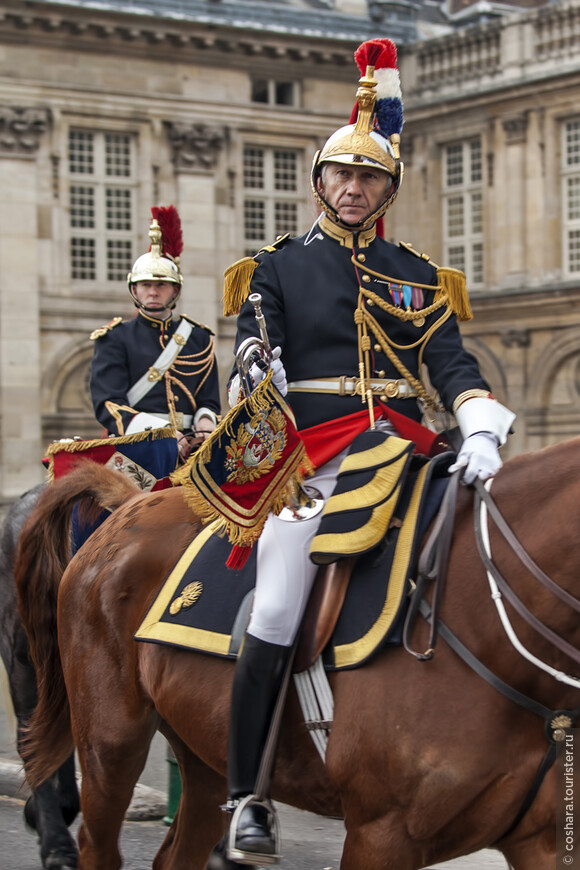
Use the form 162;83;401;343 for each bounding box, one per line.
0;106;51;156
166;122;225;172
501;113;528;145
500;328;530;349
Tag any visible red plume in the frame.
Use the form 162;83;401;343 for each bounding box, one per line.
354;38;397;74
350;39;398;124
151;205;183;260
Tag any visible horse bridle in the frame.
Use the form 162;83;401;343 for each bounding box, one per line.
403;472;580;841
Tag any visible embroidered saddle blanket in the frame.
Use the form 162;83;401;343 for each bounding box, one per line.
134;453;454;671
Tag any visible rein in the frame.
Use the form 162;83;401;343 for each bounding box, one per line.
404;471;580;840
417;594;580;838
402;468;461;660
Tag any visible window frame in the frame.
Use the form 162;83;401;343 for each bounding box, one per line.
241;143;308;256
562;118;580;279
67;128;138;287
442;137;484;287
250;78;300;108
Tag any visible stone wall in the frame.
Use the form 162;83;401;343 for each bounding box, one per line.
391;0;580;458
0;0;578;506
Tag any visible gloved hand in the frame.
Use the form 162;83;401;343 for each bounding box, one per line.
448;431;502;484
249;346;288;396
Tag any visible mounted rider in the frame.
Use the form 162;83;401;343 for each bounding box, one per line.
90;205;221;460
214;38;515;864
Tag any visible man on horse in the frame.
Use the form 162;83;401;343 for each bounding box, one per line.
90;205;221;460
222;39;515;864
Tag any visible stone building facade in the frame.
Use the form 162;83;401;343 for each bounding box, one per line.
0;0;577;505
397;0;580;457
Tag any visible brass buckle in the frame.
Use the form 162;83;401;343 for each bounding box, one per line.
384;380;400;399
148;366;163;382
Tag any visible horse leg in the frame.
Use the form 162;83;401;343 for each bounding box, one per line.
12;625;79;870
502;842;556;870
153;731;230;870
339;814;418;870
71;685;158;870
24;763;79;870
76;724;156;870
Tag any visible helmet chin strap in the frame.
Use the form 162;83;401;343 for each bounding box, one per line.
310;158;402;232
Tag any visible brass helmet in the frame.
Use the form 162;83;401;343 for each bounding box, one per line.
312;38;404;230
128;205;183;310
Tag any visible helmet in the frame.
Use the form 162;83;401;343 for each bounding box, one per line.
312;38;404;230
128;206;183;310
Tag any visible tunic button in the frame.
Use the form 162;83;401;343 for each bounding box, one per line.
357;253;366;263
378;370;386;378
374;344;381;352
367;299;374;306
362;274;371;283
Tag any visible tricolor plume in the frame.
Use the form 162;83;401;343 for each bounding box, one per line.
354;38;397;73
151;205;183;261
349;38;403;140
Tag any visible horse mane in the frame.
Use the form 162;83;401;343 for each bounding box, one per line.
14;463;140;787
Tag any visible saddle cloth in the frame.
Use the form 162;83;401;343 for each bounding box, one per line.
134;453;453;671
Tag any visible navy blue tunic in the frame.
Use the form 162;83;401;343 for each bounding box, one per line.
90;310;220;435
232;222;488;432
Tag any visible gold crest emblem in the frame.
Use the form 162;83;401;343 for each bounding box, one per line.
224;406;287;485
169;581;203;615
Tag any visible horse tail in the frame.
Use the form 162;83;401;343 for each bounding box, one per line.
14;462;140;787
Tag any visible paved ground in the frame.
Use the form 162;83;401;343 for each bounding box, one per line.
0;661;507;869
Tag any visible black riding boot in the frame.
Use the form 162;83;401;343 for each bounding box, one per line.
226;633;291;864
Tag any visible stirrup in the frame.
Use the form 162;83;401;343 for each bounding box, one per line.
226;794;281;866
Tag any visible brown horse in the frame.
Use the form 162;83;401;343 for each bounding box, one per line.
14;443;580;870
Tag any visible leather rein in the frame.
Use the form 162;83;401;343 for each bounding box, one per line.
402;471;580;839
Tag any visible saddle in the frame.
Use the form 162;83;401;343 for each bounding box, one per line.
135;450;455;671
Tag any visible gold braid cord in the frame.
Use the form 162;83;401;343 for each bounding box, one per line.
356;286;452;412
158;332;216;429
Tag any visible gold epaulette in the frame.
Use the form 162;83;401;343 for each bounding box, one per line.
435;267;473;322
89;316;123;340
399;242;473;322
181;314;215;335
222;234;291;317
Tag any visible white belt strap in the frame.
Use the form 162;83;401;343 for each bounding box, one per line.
287;377;417;399
127;318;193;407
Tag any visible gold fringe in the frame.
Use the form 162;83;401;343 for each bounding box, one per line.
177;456;314;550
171;371;314;548
223;257;258;317
45;427;176;483
435;267;473;322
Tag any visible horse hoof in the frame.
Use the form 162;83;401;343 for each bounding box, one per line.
44;855;78;870
43;848;79;870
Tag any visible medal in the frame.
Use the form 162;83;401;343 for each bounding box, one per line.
412;314;425;328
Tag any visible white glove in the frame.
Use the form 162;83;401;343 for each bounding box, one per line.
249;346;288;397
448;432;502;484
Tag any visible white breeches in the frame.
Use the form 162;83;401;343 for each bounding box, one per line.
247;418;397;647
246;449;346;647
